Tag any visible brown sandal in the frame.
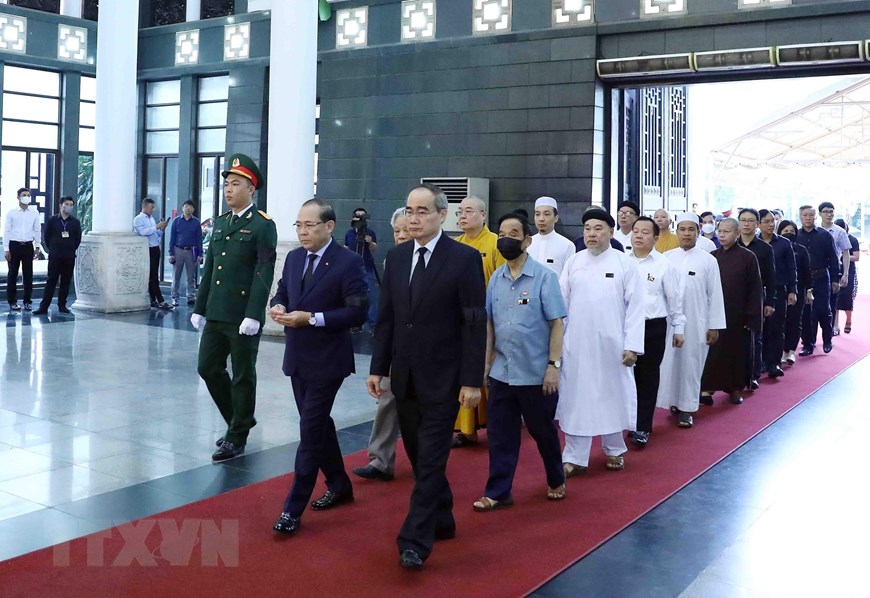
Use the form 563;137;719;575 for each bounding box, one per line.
546;484;567;500
472;496;514;512
563;463;588;478
606;454;625;471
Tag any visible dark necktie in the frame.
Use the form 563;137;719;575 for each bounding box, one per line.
231;214;239;226
410;247;427;303
302;253;317;292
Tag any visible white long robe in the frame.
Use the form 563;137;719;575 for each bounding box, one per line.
557;248;646;436
656;246;727;412
695;235;717;253
528;230;576;277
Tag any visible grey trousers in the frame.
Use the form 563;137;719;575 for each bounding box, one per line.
171;247;197;300
366;376;401;473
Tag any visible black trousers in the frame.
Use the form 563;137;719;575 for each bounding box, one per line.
39;255;75;310
148;246;165;303
801;272;832;347
6;241;34;304
282;376;351;517
396;373;460;561
483;378;563;501
784;289;806;352
762;287;787;369
634;318;667;433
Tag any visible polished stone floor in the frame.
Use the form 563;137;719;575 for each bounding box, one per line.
0;298;867;596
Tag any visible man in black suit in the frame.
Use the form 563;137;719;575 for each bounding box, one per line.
270;198;369;536
367;183;487;570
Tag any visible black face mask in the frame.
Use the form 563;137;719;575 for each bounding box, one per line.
497;237;524;261
782;232;796;242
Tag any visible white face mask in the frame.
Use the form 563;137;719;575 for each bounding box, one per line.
701;223;715;235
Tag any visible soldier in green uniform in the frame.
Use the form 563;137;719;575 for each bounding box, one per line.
191;153;278;462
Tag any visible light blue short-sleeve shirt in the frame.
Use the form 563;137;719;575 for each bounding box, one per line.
487;255;567;386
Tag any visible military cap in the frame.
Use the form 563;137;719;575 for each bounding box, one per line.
222;154;264;190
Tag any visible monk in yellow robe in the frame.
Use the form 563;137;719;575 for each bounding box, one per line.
453;196;505;447
654;209;680;253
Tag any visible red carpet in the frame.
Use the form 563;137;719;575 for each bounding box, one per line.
2;297;869;597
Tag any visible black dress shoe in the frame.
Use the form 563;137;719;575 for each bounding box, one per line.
799;346;814;356
58;306;71;314
699;394;714;406
212;440;245;462
273;512;301;535
767;366;785;378
32;308;48;315
823;343;834;353
352;464;394;481
630;431;649;447
216;418;258;446
749;379;760;391
434;526;456;541
311;490;354;510
729;392;744;405
399;549;424;571
677;412;693;428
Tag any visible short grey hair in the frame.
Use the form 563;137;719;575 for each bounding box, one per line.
463;195;486;212
390;207;406;227
411;183;448;212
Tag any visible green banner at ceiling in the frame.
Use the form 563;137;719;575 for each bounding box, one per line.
319;0;332;22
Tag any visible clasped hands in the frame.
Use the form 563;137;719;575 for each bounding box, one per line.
269;304;311;328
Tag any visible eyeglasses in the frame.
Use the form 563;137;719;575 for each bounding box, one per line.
455;209;482;217
617;210;636;217
405;207;434;217
820;209;834;214
293;221;325;231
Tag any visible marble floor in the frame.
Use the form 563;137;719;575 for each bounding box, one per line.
0;296;868;597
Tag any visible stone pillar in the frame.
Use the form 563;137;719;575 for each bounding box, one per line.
186;0;200;21
60;0;83;18
74;0;149;313
262;0;317;335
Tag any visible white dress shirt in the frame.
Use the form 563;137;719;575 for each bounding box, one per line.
410;229;442;281
613;227;633;251
629;249;686;334
3;205;42;252
527;230;576;276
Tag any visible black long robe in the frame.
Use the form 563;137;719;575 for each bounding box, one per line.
701;244;763;392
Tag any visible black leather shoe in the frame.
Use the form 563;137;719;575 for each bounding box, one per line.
58;306;71;314
749;379;760;391
699;394;714;406
399;549;424;571
729;392;744;405
212;441;245;462
677;412;693;428
767;366;784;378
799;346;814;356
311;490;354;510
216;418;258;447
823;343;833;353
352;464;394;481
434;526;456;541
273;512;300;535
630;430;649;447
32;308;48;315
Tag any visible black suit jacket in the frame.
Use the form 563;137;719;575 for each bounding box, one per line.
271;239;368;381
371;233;487;404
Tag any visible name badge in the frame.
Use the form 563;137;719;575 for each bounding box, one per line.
605;272;614;278
688;271;696;276
61;231;70;238
480;252;487;257
546;258;554;263
517;298;530;305
647;273;655;282
240;229;252;234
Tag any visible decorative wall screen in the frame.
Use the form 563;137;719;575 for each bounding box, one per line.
639;86;687;214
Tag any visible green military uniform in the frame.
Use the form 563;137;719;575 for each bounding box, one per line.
195;154;277;447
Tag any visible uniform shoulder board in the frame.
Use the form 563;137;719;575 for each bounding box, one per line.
258;210;272;220
220;210;232;218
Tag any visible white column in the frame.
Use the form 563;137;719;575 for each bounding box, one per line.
75;0;149;313
263;0;317;334
186;0;201;21
60;0;83;18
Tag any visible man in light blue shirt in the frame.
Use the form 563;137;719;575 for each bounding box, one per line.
473;211;567;512
133;197;172;309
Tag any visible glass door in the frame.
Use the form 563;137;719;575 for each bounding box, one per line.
197;155;224;265
144;156;179;281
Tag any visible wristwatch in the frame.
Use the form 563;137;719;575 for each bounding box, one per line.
548;360;561;368
308;313;316;327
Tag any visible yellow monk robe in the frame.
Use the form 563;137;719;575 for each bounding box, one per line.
454;226;505;435
655;230;680;253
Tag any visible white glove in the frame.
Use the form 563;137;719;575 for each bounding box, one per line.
190;313;206;330
239;317;260;336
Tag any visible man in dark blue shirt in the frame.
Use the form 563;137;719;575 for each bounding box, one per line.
796;205;840;355
168;200;203;306
758;209;797;377
33;196;81;315
344;207;378;331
